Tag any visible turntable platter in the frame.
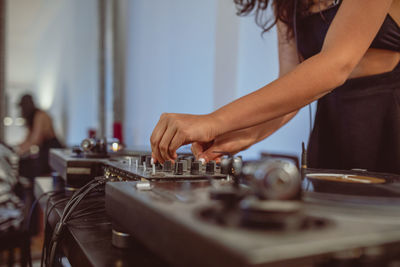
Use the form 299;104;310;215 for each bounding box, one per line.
306;173;386;184
303;169;400;198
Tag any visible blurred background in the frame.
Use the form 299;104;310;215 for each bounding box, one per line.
1;0;314;159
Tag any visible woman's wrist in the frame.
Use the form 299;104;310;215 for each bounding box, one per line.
206;111;227;139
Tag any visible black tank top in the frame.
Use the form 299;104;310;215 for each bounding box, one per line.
296;1;400;60
301;2;400;174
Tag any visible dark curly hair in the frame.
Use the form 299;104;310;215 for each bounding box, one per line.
234;0;314;38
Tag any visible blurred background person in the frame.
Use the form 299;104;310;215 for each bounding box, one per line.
17;94;63;179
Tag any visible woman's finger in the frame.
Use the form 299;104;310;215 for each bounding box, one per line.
151;152;158;163
169;131;185;160
191;142;204;158
199;143;224;162
158;126;177;162
150;115;168;163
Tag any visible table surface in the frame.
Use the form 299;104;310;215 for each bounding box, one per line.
34;177;169;267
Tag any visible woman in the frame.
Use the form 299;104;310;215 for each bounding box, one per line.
150;0;400;174
17;94;63;178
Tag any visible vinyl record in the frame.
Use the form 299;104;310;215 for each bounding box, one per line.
303;168;400;198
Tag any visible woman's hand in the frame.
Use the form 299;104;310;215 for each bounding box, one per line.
191;110;299;162
191;130;256;162
150;113;219;163
151;110;299;163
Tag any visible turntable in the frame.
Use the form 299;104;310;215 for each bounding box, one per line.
47;141;400;266
105;154;400;267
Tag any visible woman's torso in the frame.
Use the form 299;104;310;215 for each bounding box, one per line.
296;0;400;78
302;0;400;174
30;110;57;141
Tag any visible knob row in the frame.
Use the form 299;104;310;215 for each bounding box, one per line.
161;160;217;175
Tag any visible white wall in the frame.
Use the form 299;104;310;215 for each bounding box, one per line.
6;0;99;146
124;0;218;147
6;0;313;159
124;0;312;159
235;12;314;159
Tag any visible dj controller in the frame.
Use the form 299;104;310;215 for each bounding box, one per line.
48;138;400;267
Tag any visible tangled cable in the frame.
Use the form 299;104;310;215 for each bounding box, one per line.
41;176;108;267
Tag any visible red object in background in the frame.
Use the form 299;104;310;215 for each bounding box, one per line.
113;122;123;144
88;128;97;138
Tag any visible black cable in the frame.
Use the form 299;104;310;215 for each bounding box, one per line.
69;202;104;218
41;196;69;267
61;177;106;222
57;179;99;221
68;204;107;221
42;197;69;266
48;183;101;266
25;190;63;267
47;178;107;266
41;186;89;267
40;193;52;267
25;190;63;232
40;177;106;266
66;197;108;226
60;183;101;227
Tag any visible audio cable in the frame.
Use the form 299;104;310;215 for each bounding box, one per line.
25;190;64;267
45;176;107;267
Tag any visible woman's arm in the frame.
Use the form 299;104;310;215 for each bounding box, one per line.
191;20;301;161
211;0;393;134
151;0;393;163
191;110;298;161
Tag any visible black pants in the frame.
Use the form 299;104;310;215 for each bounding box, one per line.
18;137;63;235
308;62;400;174
19;137;63;179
